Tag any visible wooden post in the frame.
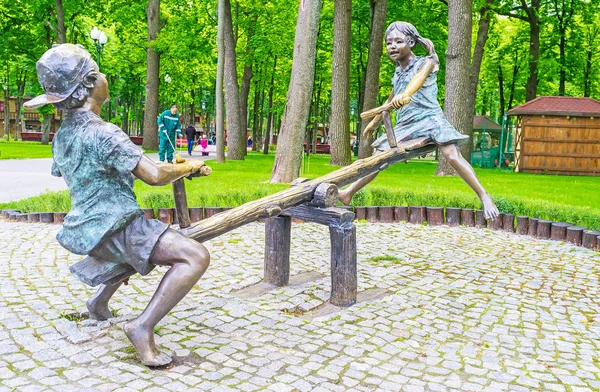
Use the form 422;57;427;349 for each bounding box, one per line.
516;216;529;235
40;213;54;223
158;208;173;224
536;220;552;239
355;207;367;221
566;226;585;246
27;213;40;223
445;207;461;226
490;214;504;230
427;207;444;226
475;210;486;228
527;218;538;236
394;206;408;222
366;207;378;222
142;208;155;219
582;230;600;249
189;208;204;223
329;222;357;307
503;214;515;233
264;216;291;286
409;206;426;224
378;207;394;223
54;212;67;224
550;222;571;241
461;209;475;227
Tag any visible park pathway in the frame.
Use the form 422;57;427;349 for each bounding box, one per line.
0;152;213;203
0;220;599;391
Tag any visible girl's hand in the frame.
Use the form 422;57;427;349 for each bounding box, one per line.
391;93;411;109
363;114;382;137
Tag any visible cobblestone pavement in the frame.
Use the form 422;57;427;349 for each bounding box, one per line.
1;220;599;392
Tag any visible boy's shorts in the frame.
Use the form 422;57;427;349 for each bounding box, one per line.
89;215;170;276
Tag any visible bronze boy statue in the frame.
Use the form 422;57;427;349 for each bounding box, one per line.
25;44;210;367
339;22;499;221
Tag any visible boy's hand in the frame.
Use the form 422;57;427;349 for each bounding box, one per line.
391;93;411;109
188;160;206;174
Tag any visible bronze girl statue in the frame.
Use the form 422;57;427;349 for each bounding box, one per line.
339;21;499;221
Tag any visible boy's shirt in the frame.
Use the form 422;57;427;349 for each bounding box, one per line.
51;110;144;255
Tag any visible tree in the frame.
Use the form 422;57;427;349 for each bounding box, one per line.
223;0;245;160
500;0;542;101
436;0;472;176
142;0;160;150
55;0;66;44
358;0;388;159
329;0;352;166
270;0;321;183
216;0;226;163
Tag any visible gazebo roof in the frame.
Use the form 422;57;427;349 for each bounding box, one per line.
473;115;502;132
507;96;600;117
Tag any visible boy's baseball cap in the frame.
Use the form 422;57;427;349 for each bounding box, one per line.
25;44;97;109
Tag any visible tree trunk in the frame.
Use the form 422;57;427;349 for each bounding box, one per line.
329;0;352;166
41;114;52;145
559;33;566;95
142;0;160;150
498;64;505;114
508;61;519;109
358;0;388;159
223;0;244;160
526;0;540;102
55;0;67;44
3;87;9;140
15;75;25;140
216;0;226;162
584;49;592;97
270;0;321;183
252;80;260;152
240;18;256;144
264;57;277;154
436;0;472;176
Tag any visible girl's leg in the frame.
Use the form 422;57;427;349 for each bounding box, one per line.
123;231;210;366
87;282;123;320
338;172;379;205
438;144;499;220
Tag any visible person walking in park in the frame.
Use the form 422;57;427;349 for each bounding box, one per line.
25;44;210;367
185;124;197;156
157;104;182;163
339;21;499;221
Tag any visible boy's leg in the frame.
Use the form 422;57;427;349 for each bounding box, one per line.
438;144;499;220
124;230;210;366
87;282;123;320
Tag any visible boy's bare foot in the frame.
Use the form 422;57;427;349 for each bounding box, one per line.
482;194;500;220
338;189;352;206
124;319;172;367
86;298;114;321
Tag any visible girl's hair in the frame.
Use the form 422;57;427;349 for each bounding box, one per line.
385;21;439;70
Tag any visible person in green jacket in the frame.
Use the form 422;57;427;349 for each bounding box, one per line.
157;104;182;163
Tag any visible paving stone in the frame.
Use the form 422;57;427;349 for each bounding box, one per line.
1;221;600;390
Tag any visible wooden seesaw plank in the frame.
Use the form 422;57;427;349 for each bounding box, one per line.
70;137;436;287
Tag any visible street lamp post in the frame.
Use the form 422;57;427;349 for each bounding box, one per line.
90;27;107;69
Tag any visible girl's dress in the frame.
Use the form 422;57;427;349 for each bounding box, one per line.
372;55;469;151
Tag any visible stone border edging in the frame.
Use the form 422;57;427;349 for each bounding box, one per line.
2;206;599;252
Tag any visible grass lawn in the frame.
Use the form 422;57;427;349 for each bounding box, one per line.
0;139;157;159
2;151;599;229
0;140;54;159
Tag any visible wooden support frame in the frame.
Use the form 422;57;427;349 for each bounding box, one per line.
264;205;358;307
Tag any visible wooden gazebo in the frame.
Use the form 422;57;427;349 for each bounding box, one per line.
508;96;600;176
